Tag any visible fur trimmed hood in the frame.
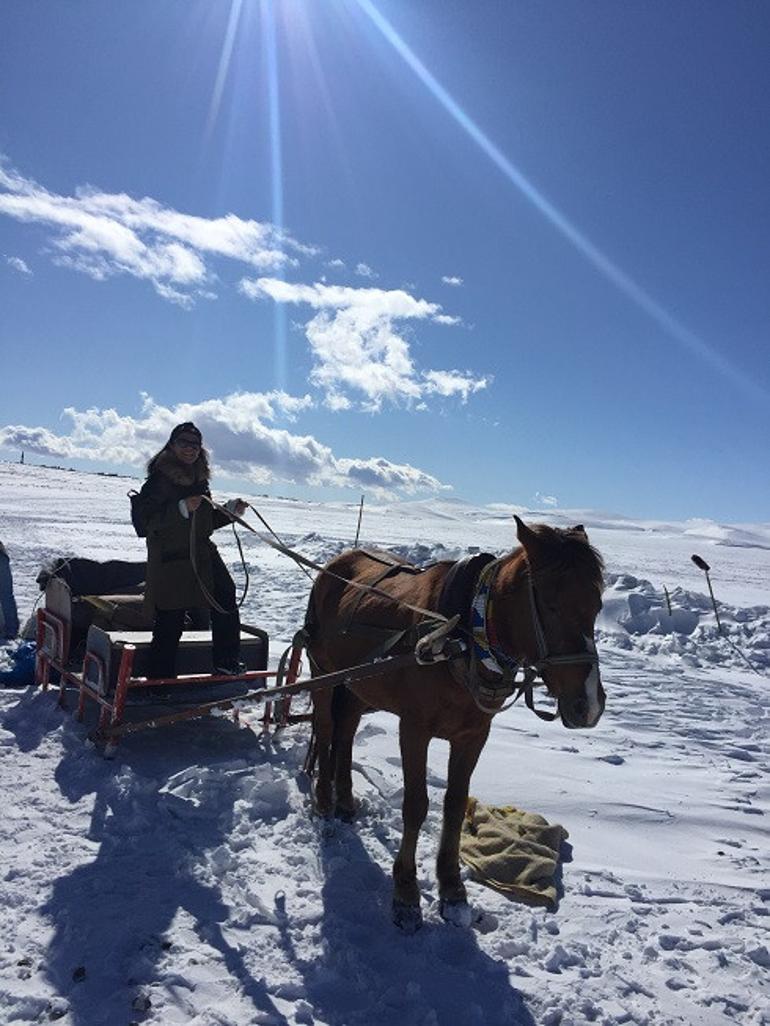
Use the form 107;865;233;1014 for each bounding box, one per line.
148;447;210;487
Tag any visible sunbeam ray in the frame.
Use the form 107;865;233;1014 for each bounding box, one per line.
262;0;287;392
354;0;767;404
205;0;244;144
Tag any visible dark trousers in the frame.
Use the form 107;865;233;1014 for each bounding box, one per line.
148;554;240;679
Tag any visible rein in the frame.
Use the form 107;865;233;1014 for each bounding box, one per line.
201;497;450;627
188;503;250;616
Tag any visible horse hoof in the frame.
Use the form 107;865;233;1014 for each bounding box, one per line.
334;801;356;823
392;900;423;934
439;898;473;928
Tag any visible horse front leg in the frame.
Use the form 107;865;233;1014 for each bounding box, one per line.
437;727;490;925
392;721;430;933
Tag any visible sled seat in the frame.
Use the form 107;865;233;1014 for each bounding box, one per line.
75;625;283;746
83;626;268;698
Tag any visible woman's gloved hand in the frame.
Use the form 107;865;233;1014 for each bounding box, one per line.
224;498;247;517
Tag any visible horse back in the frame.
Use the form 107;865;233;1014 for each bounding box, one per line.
306;547;448;669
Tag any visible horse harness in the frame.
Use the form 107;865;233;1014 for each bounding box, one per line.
457;555;599;717
325;550;600;720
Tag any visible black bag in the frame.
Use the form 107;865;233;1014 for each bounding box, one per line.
128;489;147;538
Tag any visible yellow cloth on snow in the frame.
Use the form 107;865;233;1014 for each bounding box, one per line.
459;797;569;909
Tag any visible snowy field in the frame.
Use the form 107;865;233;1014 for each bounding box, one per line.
0;461;768;1026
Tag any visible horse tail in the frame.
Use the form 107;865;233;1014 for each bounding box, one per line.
301;576;327;676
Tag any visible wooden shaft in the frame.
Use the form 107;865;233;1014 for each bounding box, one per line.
100;651;419;739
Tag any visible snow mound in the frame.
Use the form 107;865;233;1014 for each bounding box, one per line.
599;573;770;670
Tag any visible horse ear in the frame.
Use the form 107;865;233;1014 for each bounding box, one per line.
572;524;587;537
514;515;542;558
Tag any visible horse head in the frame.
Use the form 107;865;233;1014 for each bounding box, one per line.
506;516;606;729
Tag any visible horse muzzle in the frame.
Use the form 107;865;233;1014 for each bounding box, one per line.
558;664;605;729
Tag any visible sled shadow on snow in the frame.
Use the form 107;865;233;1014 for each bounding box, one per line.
271;809;538;1026
0;685;66;752
40;715;292;1026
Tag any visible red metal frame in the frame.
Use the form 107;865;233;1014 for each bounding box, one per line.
35;608;307;748
36;607;80;706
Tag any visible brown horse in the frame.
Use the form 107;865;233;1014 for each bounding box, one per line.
306;516;605;931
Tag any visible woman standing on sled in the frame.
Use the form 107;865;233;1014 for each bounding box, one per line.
136;421;247;680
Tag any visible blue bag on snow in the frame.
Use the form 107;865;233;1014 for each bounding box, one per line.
0;641;37;687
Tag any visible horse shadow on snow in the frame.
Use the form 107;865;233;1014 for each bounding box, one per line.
272;793;538;1026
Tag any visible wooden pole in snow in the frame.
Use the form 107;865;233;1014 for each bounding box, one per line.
354;494;365;547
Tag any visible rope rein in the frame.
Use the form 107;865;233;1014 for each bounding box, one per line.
201;496;449;627
188;501;250;616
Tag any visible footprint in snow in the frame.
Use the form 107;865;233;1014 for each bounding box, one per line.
598;754;625;765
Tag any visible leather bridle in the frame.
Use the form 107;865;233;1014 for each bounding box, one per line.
471;558;600;720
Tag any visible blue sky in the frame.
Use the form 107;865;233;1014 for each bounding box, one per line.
1;0;768;521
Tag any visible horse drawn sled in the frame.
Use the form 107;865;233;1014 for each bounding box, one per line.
32;504;606;928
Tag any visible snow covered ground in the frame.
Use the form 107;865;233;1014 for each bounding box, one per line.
0;462;768;1026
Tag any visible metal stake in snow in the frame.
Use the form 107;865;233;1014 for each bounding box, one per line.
691;553;763;677
691;554;722;631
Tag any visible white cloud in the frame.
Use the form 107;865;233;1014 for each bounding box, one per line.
240;278;439;319
5;254;31;275
355;262;378;279
0;161;311;306
336;456;447;493
0;161;492;416
242;277;488;411
326;258;346;270
0;392;450;497
422;369;491;402
441;275;463;287
535;491;559;508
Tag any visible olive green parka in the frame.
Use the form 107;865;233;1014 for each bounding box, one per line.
137;449;229;611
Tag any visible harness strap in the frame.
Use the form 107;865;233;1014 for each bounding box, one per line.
342;557;424;632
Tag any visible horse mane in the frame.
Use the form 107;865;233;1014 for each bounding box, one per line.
522;524;605;591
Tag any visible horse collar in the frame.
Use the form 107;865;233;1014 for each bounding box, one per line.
469;558;521;690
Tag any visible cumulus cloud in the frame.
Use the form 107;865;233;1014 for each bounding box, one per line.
5;254;31;275
0;392;450;497
242;277;489;411
354;262;378;279
441;275;463;287
0;161;312;306
1;160;492;418
336;456;446;493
